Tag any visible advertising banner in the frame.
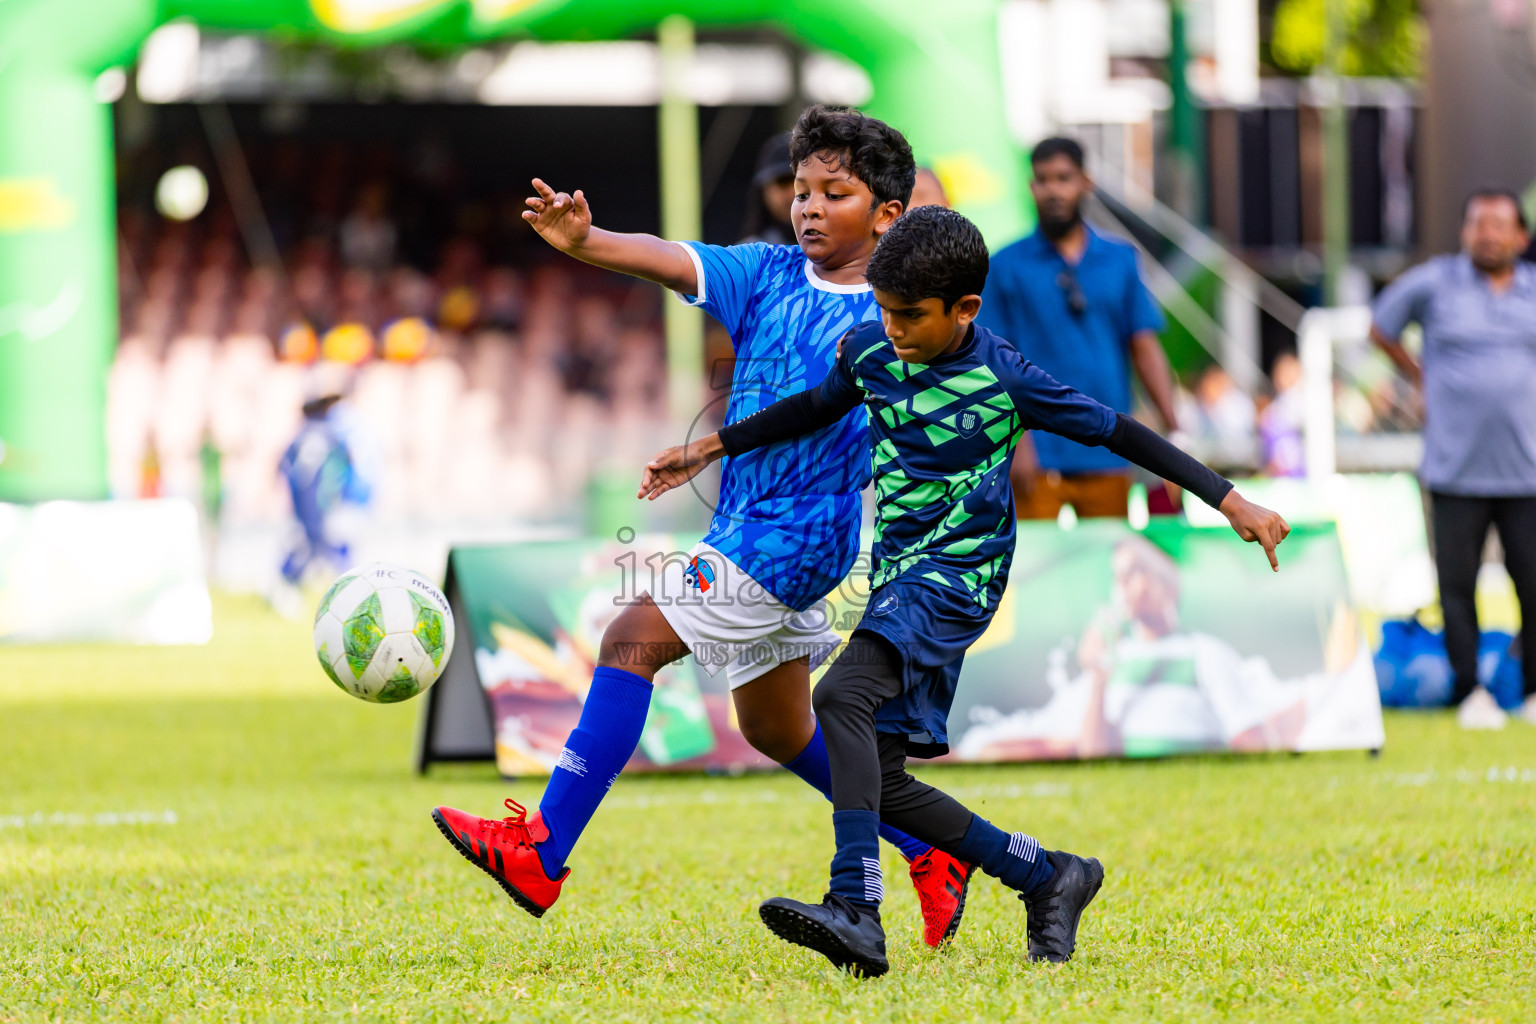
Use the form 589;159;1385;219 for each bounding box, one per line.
421;520;1385;777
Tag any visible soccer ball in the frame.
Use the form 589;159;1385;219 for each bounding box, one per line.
312;563;455;703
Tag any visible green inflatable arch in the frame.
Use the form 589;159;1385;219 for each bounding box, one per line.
0;0;1026;501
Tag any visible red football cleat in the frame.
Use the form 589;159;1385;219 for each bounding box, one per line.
431;798;568;918
909;848;975;947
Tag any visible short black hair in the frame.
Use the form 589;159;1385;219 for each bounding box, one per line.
1463;188;1529;231
789;105;916;209
1031;136;1086;171
866;206;989;310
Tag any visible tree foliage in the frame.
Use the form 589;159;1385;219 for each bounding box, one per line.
1269;0;1423;77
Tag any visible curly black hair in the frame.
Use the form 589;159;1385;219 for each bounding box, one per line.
788;105;916;209
865;206;989;310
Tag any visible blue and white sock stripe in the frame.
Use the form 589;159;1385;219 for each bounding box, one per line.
1007;831;1041;862
862;857;884;904
555;747;588;776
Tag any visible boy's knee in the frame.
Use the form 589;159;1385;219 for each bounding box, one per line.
595;596;679;674
736;711;813;764
596;629;645;670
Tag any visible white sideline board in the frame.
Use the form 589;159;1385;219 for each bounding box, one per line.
0;498;212;644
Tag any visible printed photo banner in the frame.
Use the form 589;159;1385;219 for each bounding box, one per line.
434;520;1385;777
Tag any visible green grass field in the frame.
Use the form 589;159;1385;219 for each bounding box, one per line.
2;595;1533;1023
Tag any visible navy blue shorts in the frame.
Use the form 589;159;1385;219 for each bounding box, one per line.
855;575;995;757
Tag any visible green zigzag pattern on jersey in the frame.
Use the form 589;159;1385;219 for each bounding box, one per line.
867;375;1021;529
857;346;1024;567
877;362;1020;448
851;337;887;368
875;432;1015;516
872;507;1014;606
871;498;975;589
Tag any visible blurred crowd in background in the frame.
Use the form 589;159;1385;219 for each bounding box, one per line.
103;101;1422;588
109;146;674;537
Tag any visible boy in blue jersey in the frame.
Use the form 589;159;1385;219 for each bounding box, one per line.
640;207;1289;976
431;107;976;944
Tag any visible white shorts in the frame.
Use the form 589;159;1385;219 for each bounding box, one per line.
649;542;841;690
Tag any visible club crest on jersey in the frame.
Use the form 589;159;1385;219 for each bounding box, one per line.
683;556;715;593
956;409;981;438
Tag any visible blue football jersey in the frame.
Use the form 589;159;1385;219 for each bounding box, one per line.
676;241;877;612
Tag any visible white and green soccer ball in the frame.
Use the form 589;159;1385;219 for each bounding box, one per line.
312;563;454;703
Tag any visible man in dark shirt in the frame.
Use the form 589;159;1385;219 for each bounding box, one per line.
979;137;1180;520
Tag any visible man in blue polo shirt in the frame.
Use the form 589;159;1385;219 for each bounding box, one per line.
979;137;1180;520
1371;188;1536;730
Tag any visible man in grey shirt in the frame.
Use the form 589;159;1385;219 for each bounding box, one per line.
1371;189;1536;727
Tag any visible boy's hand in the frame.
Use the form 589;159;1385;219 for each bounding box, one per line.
638;434;725;502
1218;490;1290;571
522;178;593;252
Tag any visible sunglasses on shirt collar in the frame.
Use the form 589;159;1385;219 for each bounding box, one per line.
1056;269;1088;316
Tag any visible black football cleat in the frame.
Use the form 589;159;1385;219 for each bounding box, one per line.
759;893;890;978
1022;849;1104;963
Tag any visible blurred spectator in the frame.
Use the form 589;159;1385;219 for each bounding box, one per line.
340;181;397;272
1186;365;1257;468
978;137;1178;521
1370;188;1536;729
481;267;525;331
908;166;949;210
1258;353;1305;478
386;267;435;321
1195;364;1256;442
292;260;335;329
739;132;795;245
275;384;376;613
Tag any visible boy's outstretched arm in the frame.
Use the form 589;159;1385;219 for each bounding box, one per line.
1106;414;1290;570
522;178;697;294
1004;353;1291;570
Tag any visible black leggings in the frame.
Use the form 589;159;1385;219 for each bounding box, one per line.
811;631;976;849
1430;492;1536;703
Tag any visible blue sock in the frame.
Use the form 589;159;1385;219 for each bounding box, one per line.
952;815;1055;896
535;666;653;878
782;723;934;862
829;809;884;911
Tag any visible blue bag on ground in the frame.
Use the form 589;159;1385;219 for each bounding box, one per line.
1486;633;1524;710
1374;618;1452;707
1374;619;1524;708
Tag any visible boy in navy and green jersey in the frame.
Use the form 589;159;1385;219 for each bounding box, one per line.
640;207;1290;976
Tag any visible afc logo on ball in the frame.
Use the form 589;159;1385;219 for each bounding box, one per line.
683;555;716;593
956;409;980;438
